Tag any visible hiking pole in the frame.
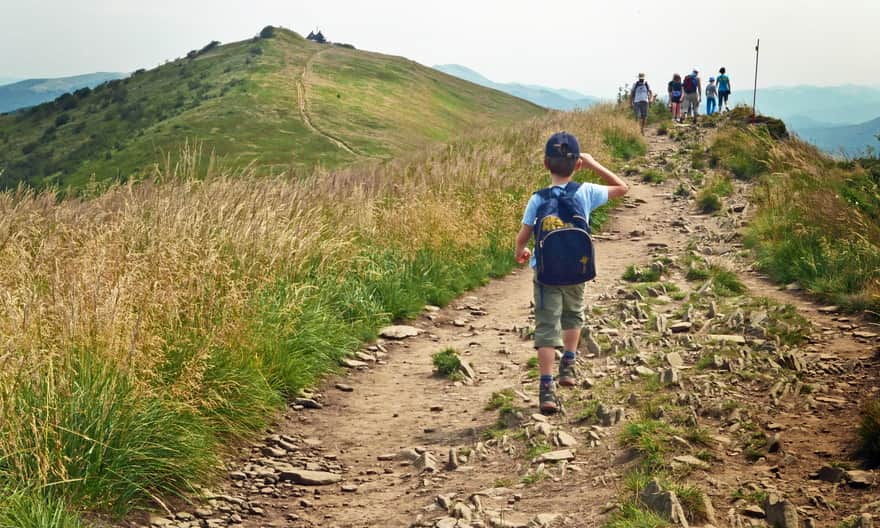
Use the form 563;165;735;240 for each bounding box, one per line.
752;38;760;120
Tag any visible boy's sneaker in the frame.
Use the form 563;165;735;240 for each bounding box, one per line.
558;359;577;387
539;383;559;414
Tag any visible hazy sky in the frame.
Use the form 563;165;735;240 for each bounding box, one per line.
3;1;878;97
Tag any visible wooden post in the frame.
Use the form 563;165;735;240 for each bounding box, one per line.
752;38;760;119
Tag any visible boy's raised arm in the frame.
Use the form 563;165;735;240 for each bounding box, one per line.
577;153;629;199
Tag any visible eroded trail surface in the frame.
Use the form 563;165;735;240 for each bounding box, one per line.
135;127;879;528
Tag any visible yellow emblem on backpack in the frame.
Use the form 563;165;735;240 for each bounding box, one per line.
541;216;565;232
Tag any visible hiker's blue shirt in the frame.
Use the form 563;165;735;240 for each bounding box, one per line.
522;182;609;268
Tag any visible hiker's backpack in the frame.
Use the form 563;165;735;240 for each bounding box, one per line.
671;82;682;99
533;182;596;286
633;81;650;102
683;75;697;94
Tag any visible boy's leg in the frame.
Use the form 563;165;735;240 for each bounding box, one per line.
533;280;563;412
557;282;586;387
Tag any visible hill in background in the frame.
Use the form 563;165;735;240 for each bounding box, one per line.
800;116;880;157
0;72;128;113
727;85;880;155
0;28;544;190
433;64;600;110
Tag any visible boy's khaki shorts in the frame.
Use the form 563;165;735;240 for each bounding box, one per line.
533;278;585;348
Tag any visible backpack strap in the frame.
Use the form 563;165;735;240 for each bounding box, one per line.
535;182;580;199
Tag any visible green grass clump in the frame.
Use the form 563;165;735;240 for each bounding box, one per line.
521;469;547;486
696;174;733;213
621;420;672;472
486;389;516;411
685;263;745;296
603;128;647;161
526;441;553;460
859;397;880;466
0;489;83;528
432;348;463;378
605;502;671;528
0;353;216;516
623;264;662;283
672;484;709;523
642;169;666;184
696;193;722;213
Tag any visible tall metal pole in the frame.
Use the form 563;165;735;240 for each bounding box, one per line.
752;38;760;118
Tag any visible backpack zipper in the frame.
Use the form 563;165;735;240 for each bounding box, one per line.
539;227;591;248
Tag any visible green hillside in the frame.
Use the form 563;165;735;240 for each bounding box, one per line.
0;28;544;189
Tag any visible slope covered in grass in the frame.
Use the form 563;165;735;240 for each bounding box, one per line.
0;27;543;190
0;105;643;524
710;110;880;310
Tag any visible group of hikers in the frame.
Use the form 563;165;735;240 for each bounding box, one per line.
629;67;732;134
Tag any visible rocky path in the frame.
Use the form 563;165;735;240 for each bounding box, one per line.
132;126;879;528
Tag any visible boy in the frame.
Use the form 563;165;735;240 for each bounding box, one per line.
705;77;718;116
514;132;629;413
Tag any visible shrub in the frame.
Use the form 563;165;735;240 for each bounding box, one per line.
432;348;462;378
249;46;263;56
259;25;275;38
859;397;880;466
199;40;221;54
54;113;71;127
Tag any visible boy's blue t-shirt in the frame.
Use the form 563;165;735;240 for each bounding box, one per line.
522;182;609;268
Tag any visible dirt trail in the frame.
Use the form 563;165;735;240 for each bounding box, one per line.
293;47;360;156
133;126;879;528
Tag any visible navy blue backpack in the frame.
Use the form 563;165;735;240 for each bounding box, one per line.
533;182;596;285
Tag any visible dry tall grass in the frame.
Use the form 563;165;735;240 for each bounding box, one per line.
0;106;641;520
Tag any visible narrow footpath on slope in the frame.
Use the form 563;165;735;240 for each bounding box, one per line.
294;47;360;156
132;125;879;528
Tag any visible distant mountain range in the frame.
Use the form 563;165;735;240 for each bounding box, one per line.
0;72;127;113
799;117;880;157
433;64;600;111
724;85;880;156
0;77;21;87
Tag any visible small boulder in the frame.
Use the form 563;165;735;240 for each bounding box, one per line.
379;325;422;339
639;479;689;527
764;494;799;528
278;469;342;485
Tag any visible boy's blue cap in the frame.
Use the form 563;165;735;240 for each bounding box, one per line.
545;132;580;159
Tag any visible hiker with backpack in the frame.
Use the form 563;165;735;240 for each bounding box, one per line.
514;132;629;414
629;73;653;135
717;67;732;112
682;68;701;123
705;77;718;115
667;73;683;123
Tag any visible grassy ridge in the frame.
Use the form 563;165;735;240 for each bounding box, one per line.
0;28;543;190
709;114;880;311
0;106;643;523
